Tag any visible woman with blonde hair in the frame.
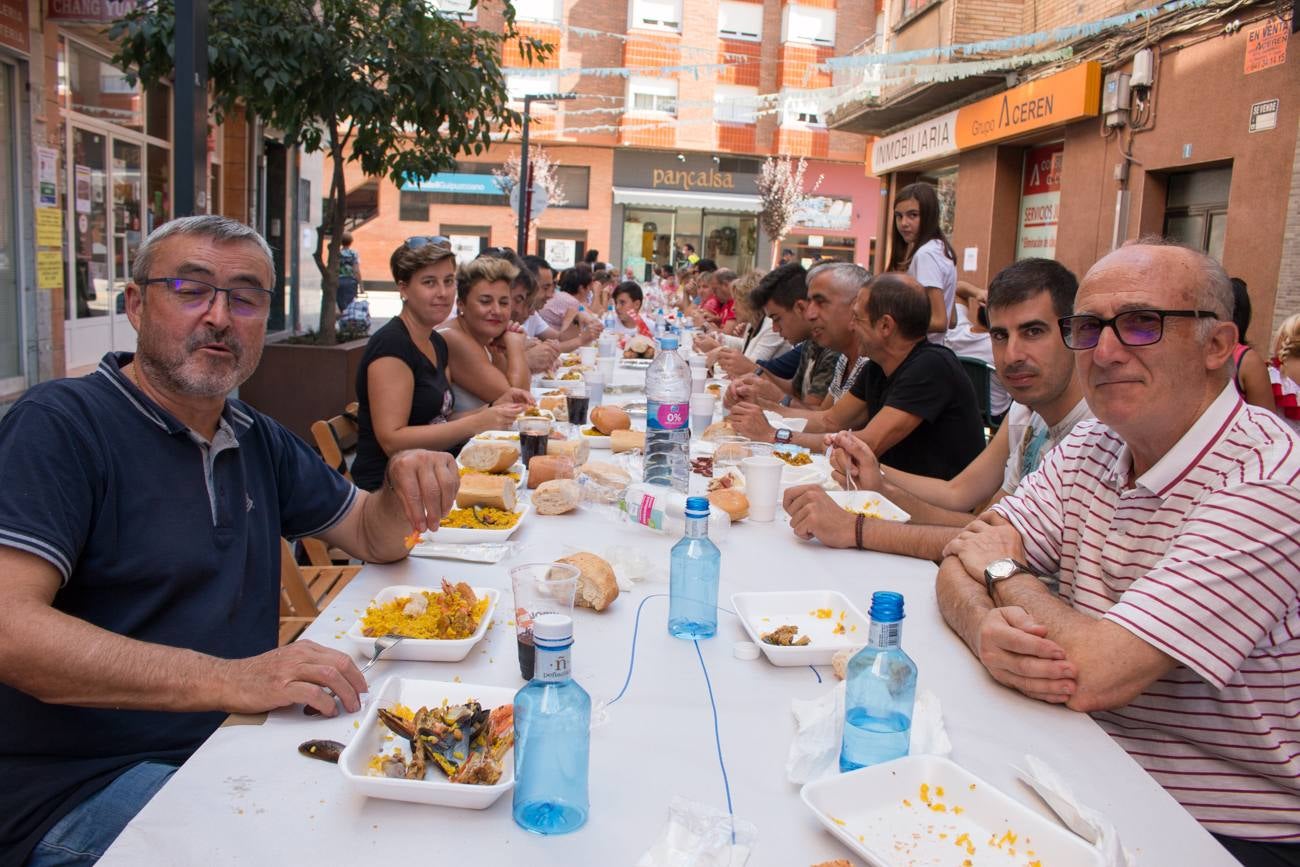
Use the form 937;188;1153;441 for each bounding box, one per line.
439;256;534;414
1268;313;1300;434
351;238;532;490
695;271;792;377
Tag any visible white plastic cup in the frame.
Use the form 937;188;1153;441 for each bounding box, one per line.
740;455;783;523
584;370;605;407
597;333;617;358
691;365;707;396
578;345;597;367
689;393;716;434
597;355;615;381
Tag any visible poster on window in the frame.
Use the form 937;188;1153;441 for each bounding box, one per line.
448;235;480;265
1015;143;1063;261
793;196;852;231
544;239;576;270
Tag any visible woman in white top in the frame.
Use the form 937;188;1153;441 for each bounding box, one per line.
889;181;957;343
696;272;792;377
438;257;533;413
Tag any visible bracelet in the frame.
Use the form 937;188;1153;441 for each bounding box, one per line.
855;513;866;550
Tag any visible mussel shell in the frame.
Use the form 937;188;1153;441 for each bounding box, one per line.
298;739;345;763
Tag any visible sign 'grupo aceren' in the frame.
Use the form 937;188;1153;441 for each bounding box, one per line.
870;62;1101;175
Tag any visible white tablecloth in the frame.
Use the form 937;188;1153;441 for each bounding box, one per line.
101;360;1236;866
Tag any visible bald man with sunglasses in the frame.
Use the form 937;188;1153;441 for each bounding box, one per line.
938;241;1300;865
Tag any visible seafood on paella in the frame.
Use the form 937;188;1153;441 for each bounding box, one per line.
368;699;514;786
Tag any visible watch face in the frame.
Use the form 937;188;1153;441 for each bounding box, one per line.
986;559;1018;580
775;429;791;443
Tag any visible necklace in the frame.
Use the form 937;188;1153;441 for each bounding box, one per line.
129;358;145;393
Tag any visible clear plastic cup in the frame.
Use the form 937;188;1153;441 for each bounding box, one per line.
510;562;580;680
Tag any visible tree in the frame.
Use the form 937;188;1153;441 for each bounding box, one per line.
756;156;823;267
111;0;550;342
491;145;567;250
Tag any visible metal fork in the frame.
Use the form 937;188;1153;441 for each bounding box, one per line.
304;633;405;715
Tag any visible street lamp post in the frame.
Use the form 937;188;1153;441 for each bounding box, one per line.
515;92;577;255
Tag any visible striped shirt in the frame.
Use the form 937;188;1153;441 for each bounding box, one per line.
994;383;1300;841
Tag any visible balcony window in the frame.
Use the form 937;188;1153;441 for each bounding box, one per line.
427;0;477;21
718;1;762;41
513;0;562;23
781;91;825;127
507;74;561;104
630;0;682;31
781;5;835;46
628;76;678;116
714;85;759;124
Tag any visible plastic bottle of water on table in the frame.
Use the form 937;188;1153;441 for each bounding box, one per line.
840;591;917;771
643;334;690;492
668;496;721;639
602;304;617;332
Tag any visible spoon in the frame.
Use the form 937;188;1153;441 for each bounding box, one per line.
304;633;405;716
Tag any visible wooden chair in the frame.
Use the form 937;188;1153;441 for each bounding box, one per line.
957;355;998;440
278;538;362;645
311;402;360;481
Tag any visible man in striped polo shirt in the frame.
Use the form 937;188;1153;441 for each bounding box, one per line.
939;241;1300;865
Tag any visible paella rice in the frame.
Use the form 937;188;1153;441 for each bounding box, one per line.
439;506;520;530
359;580;489;639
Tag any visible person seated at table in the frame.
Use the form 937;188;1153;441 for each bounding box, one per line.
1227;277;1277;413
516;255;600;352
539;266;587;335
722;263;841;411
437;257;533;416
477;248;558;375
609;280;653;337
0;215;460;865
946;280;1011;422
1268;312;1300;434
698;273;793;377
698;268;738;329
352;241;534;490
785;258;1092;558
733;273;985;477
939;240;1300;867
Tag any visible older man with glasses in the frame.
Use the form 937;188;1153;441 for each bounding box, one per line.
938;240;1300;866
0;216;461;864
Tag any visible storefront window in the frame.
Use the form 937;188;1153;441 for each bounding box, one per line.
71;128;110;320
60;39;143;131
921;165;958;239
622;209;675;281
146;143;171;232
702;213;757;273
553;165;589;209
0;64;20;383
788;234;856;266
146;82;170;141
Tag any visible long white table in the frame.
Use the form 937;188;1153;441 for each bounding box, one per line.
101;365;1236;866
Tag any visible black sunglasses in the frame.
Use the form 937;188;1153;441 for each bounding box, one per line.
1058;308;1219;350
405;235;451;250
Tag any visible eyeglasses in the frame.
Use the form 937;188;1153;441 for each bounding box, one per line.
1058;308;1219;350
405;235;451;250
143;277;273;318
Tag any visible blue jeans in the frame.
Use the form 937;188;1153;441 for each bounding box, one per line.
27;761;177;866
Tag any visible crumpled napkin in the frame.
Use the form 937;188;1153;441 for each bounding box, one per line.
408;540;519;563
637;796;756;867
764;411;808;433
786;684;950;784
1017;755;1134;867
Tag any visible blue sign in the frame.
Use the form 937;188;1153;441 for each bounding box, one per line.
400;173;504;195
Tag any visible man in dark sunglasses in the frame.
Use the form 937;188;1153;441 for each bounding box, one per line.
938;240;1300;866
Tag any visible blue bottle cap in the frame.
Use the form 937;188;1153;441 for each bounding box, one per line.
684;496;709;518
868;591;904;623
659;335;679;350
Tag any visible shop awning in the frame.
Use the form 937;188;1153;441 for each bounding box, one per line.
612;188;763;213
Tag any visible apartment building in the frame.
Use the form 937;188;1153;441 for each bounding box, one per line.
346;0;883;286
832;0;1299;344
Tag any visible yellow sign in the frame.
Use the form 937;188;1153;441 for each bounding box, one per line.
651;169;736;191
1245;16;1288;75
955;62;1101;150
36;250;64;290
35;207;62;247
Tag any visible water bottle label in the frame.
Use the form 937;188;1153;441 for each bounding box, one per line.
869;620;902;647
647;400;689;431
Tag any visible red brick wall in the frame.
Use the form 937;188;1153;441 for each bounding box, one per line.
620;116;677;149
717;122;759;152
777;44;834;89
718;38;762;88
775;127;831;158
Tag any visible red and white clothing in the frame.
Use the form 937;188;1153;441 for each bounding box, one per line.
701;295;735;328
994;383;1300;841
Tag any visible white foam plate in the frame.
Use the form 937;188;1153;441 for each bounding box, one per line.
427;503;531;544
730;590;869;666
826;490;911;523
801;755;1104;867
338;676;515;809
576;428;612;449
345;585;499;662
470;430;520;442
538;377;587;390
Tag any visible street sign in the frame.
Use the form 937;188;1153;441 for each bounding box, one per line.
509;179;548;221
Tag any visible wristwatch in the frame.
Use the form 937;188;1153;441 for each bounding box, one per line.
983;558;1037;597
774;427;793;445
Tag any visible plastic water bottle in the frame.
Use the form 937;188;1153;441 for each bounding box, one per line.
602;304;618;332
644;335;691;491
840;591;917;771
668;496;721;640
513;613;590;835
618;482;731;540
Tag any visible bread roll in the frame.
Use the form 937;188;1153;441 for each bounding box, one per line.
831;646;861;681
707;489;749;522
455;473;517;510
700;421;736;443
527;454;575;489
460;440;520;474
611;429;646;453
579;460;632;488
557;552;619;612
532;479;580;515
547;437;590;466
538;395;568;422
589;405;631;435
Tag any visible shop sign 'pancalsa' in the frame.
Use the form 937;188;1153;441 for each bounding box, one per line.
870;62;1101;175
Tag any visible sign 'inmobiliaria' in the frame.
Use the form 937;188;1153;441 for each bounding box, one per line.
870;62;1101;175
47;0;137;22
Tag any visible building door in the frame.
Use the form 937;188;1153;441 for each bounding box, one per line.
260;139;288;332
110;139;143;345
1163;166;1231;263
0;62;21;394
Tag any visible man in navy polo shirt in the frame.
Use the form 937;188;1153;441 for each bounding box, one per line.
0;216;460;866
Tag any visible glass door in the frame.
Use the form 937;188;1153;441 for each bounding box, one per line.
0;63;20;391
110;138;142;353
66;126;112;369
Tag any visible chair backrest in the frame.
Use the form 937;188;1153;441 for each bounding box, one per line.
957;355;996;431
311;405;359;480
279;538;320;619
